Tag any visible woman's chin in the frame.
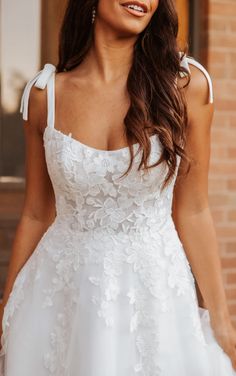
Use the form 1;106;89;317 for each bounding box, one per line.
113;19;146;38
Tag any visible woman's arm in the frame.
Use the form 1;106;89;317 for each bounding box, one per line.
173;64;236;368
0;85;56;311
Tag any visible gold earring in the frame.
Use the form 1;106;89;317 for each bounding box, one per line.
91;6;96;24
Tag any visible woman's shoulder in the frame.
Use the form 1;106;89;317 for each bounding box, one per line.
179;52;214;105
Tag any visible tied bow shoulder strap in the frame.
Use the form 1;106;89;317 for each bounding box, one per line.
20;63;56;121
179;53;214;104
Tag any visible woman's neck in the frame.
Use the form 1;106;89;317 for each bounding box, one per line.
83;22;137;84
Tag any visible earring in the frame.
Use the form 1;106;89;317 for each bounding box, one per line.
91;6;96;24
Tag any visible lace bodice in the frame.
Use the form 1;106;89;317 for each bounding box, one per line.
44;125;178;235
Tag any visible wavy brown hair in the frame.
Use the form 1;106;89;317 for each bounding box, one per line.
57;0;191;191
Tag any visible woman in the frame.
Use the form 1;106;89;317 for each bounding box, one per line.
0;0;236;375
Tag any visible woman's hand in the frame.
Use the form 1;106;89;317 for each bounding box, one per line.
210;311;236;371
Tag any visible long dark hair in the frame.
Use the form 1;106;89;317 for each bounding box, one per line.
57;0;190;191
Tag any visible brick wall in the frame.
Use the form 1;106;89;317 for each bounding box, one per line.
207;0;236;324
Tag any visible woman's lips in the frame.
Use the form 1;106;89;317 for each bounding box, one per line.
121;1;148;17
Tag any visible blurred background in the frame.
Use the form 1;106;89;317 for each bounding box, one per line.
0;0;235;324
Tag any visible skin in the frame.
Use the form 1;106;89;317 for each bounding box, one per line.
1;0;236;369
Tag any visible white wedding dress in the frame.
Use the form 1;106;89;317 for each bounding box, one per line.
0;55;235;376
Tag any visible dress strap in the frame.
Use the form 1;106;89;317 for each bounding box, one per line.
179;53;214;104
20;63;56;128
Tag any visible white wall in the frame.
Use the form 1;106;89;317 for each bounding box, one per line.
1;0;41;113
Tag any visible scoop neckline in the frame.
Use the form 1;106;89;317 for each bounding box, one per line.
45;126;157;154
